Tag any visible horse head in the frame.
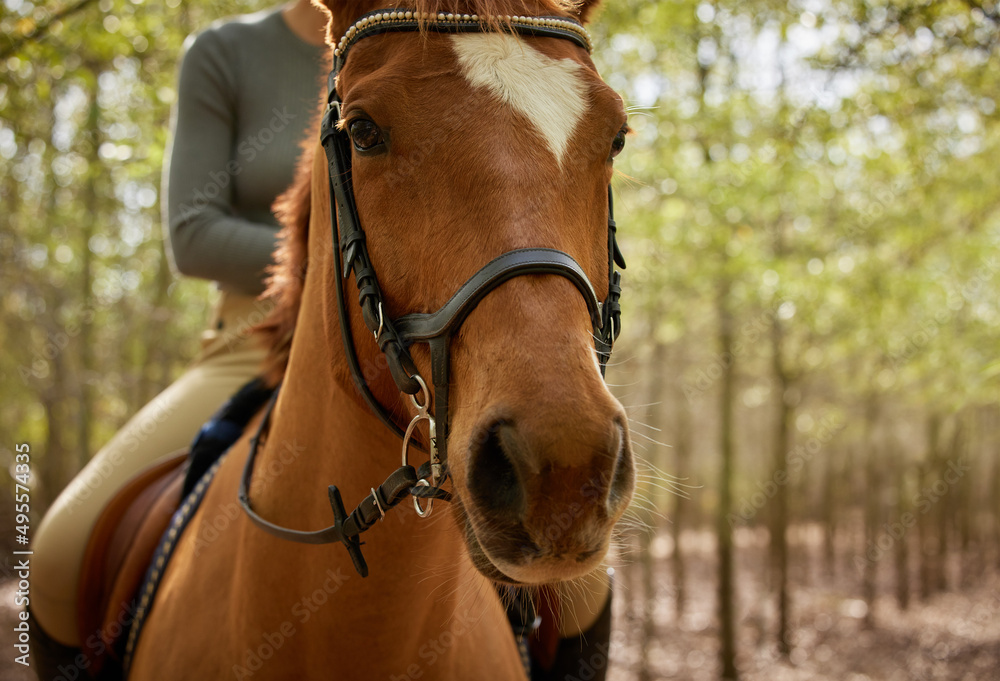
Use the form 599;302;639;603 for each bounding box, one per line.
267;0;634;587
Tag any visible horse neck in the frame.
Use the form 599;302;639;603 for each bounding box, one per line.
229;137;526;681
249;260;424;548
244;142;478;618
252;142;404;519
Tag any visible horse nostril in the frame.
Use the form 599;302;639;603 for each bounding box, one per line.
467;421;526;520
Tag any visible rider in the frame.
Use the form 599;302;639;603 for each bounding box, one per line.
31;0;327;658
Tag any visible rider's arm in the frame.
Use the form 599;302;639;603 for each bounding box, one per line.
162;28;279;295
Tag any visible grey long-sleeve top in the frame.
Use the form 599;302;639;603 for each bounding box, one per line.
163;7;326;294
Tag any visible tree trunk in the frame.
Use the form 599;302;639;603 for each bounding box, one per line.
672;390;691;618
40;335;73;507
76;64;100;471
934;416;950;593
638;529;656;681
716;276;739;681
142;246;176;404
917;459;931;601
638;341;668;681
991;407;1000;571
893;445;910;610
822;446;838;579
861;396;880;629
919;414;940;600
936;417;963;592
770;309;792;656
957;409;974;589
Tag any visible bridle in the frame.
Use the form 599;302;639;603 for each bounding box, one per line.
238;9;626;578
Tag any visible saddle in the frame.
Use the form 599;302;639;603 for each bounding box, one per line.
75;451;188;677
73;378;275;678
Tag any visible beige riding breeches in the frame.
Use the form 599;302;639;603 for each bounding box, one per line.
31;293;271;646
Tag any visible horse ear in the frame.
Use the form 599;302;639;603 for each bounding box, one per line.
572;0;604;24
316;0;370;39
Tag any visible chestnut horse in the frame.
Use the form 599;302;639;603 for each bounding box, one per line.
127;1;632;678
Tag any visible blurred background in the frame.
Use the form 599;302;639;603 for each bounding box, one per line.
1;1;998;680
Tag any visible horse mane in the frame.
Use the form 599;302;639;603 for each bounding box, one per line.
256;0;595;386
256;98;321;387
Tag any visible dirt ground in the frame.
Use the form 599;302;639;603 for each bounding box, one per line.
606;528;1000;681
2;528;997;680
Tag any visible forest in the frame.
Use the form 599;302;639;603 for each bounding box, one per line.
2;0;999;680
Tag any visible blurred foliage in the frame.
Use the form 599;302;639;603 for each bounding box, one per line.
1;0;280;501
592;0;1000;516
1;0;998;530
1;2;998;676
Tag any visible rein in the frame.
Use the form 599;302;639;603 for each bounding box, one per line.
238;9;625;577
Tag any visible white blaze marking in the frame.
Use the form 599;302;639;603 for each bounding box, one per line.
451;33;587;167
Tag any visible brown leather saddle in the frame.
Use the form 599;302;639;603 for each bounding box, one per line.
75;451;189;677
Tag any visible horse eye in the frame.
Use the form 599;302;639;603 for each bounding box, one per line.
609;125;628;160
348;119;384;152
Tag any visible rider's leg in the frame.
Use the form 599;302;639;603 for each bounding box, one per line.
31;293;268;646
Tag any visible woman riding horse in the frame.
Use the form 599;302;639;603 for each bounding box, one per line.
38;1;629;679
129;1;632;678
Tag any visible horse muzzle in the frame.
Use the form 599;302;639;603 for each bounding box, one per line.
456;400;634;585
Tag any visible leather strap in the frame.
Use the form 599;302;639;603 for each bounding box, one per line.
332;11;592;75
322;101;420;442
393;248;601;341
237;388;450;577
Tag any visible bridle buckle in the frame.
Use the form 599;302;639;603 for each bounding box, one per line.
401;375;441;517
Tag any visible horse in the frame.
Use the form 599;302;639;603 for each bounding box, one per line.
126;1;633;678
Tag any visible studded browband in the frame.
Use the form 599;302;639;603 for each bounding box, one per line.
332;9;592;71
238;9;624;577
